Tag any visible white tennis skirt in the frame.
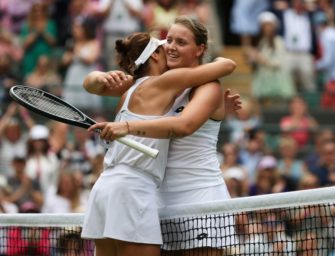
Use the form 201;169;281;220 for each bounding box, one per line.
81;164;162;244
159;184;237;250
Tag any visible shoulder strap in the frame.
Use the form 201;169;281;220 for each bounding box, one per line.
119;76;150;113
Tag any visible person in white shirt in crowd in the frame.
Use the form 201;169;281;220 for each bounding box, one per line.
25;124;59;197
97;0;143;70
0;103;34;177
275;0;317;92
314;12;335;109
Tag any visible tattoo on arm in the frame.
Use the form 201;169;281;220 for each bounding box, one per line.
167;129;179;139
136;130;146;136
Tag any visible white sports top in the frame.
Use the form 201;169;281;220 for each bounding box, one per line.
160;89;224;192
104;77;173;187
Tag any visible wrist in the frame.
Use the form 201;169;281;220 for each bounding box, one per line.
125;121;130;135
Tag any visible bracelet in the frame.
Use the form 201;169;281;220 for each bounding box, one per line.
125;121;130;135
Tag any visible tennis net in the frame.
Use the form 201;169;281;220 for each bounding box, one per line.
0;186;334;255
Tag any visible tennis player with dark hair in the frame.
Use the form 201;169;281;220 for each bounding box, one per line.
81;31;237;256
87;16;240;255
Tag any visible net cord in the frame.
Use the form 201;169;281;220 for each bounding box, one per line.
0;186;334;226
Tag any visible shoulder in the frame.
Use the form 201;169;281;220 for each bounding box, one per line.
193;80;222;94
191;81;222;100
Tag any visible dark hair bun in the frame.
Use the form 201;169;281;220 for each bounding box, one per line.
115;39;128;54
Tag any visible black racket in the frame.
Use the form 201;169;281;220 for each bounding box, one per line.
9;86;159;158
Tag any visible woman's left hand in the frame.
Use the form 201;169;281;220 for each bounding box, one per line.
224;89;242;115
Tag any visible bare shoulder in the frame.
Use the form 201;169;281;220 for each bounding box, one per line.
191;80;222;99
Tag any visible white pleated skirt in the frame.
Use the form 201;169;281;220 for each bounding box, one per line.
81;164;162;244
159;184;237;250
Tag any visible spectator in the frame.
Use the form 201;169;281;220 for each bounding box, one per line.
62;16;101;110
143;0;180;39
297;172;320;190
57;230;87;256
230;0;269;48
42;170;87;213
220;142;248;197
261;212;295;254
20;1;57;79
98;0;143;70
280;95;318;148
314;12;335;109
304;128;334;172
61;126;102;174
247;11;295;105
240;128;265;184
0;28;23;64
0;0;35;34
249;155;282;196
47;121;70;160
276;0;317;92
309;140;335;186
25;124;59;196
0;55;18;112
7;156;44;213
227;97;262;147
0;175;18;213
25;55;62;96
277;136;308;189
0;103;33;177
270;0;290;12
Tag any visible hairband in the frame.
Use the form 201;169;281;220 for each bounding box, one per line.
134;37;167;69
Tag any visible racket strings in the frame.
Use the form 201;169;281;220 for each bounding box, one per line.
18;91;85;122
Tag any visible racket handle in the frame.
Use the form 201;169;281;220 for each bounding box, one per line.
116;137;159;159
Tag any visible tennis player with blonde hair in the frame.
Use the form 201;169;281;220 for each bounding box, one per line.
81;29;237;256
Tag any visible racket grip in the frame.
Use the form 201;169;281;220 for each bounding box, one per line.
116;137;159;159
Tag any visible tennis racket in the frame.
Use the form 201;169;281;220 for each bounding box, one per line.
9;85;159;158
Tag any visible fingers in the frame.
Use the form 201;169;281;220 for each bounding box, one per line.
88;122;107;132
106;71;128;87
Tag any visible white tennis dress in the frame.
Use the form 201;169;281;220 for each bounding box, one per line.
82;77;172;244
159;88;236;250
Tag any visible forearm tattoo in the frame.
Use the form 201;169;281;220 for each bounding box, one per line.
136;130;146;136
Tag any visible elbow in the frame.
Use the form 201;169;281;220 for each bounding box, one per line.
227;59;237;73
83;72;99;93
83;77;91;92
174;121;196;138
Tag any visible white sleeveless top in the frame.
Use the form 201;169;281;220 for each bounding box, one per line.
160;89;224;192
103;77;173;187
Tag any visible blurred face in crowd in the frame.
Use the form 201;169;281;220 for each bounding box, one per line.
36;55;51;73
292;0;306;13
321;141;335;165
261;22;277;38
279;138;298;158
165;24;204;69
72;20;85;40
222;143;238;165
4;124;21;143
289;97;307;117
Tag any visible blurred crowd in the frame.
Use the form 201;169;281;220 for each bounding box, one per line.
0;0;334;217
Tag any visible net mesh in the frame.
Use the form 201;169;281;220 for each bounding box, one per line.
13;86;85;122
0;187;334;255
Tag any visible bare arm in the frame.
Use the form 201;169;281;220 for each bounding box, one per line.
89;82;222;139
149;57;236;97
83;57;236;97
0;103;17;138
83;71;134;96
